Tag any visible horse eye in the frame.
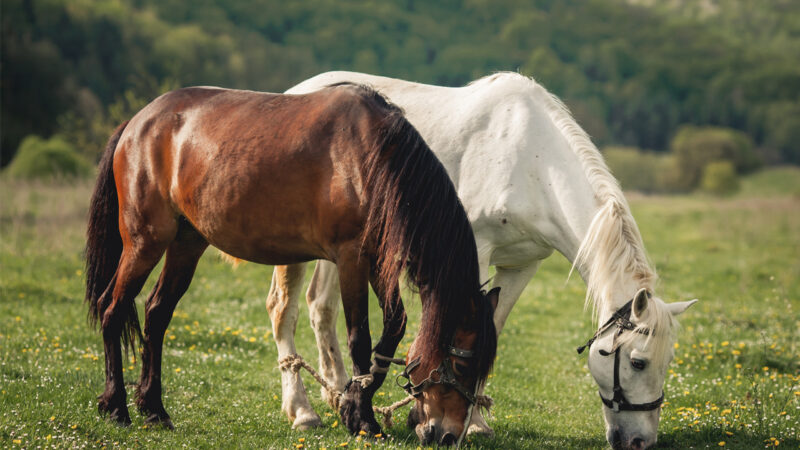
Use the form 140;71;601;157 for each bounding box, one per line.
631;358;647;370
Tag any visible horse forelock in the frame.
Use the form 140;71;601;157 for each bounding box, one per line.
359;98;495;380
618;297;678;364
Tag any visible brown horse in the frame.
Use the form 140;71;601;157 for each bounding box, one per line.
84;84;498;443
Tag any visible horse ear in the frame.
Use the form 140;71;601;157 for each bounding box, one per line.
486;287;501;312
665;299;698;316
631;288;650;320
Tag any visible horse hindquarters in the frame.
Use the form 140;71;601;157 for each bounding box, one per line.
85;121;150;424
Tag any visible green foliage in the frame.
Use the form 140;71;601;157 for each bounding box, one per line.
701;160;740;196
2;0;800;164
603;146;682;193
4;135;92;179
671;126;761;191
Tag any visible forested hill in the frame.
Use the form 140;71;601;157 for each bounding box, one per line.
2;0;799;166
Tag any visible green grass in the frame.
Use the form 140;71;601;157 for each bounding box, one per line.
1;168;798;449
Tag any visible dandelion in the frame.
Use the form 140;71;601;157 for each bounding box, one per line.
175;368;181;373
332;420;338;428
718;441;725;446
721;341;729;347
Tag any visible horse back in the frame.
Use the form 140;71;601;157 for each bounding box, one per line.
113;85;390;264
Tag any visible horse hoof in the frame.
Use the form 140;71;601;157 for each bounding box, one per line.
144;413;175;430
467;423;495;437
339;384;381;436
99;400;131;426
292;413;323;430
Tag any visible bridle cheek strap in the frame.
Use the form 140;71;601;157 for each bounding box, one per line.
396;346;480;448
599;346;664;412
577;298;664;413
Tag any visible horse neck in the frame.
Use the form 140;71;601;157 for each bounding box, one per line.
524;92;655;324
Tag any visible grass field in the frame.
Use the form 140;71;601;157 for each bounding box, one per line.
1;168;798;449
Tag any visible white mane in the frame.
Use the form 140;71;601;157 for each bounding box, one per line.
482;72;676;353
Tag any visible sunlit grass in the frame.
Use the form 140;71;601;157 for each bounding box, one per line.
0;171;797;448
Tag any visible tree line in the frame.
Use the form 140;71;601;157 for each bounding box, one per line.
2;0;799;167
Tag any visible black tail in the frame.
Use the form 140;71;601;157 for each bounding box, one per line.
85;121;140;354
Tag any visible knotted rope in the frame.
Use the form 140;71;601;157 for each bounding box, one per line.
278;354;344;411
277;353;494;429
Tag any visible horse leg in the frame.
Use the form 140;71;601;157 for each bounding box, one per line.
337;248;381;435
367;269;406;392
466;262;541;436
97;244;168;425
306;260;349;408
136;222;208;429
266;263;323;430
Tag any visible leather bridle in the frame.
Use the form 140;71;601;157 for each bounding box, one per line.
577;296;665;413
396;345;479;447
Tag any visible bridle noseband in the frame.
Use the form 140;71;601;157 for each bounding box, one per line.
396;346;478;405
577;296;664;413
396;345;480;447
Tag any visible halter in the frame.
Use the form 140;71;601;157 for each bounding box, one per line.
577;296;664;413
396;345;479;447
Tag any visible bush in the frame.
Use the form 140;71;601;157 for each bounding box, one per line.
603;146;682;193
701;161;739;196
670;125;761;190
4;135;92;179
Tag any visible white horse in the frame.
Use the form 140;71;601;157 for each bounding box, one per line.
265;71;697;449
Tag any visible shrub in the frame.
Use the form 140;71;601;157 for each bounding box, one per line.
701;161;739;196
4;135;92;179
670;125;760;190
603;146;682;193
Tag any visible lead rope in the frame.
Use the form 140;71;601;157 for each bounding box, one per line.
278;353;494;432
278;353;415;427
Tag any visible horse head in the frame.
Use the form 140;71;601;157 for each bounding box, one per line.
582;289;697;449
402;287;499;446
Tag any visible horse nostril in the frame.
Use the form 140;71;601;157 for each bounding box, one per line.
440;432;457;446
421;425;436;444
631;437;646;450
609;429;623;449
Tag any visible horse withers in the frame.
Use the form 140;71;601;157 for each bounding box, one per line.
84;83;497;444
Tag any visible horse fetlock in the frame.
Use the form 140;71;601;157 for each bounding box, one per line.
339;382;381;436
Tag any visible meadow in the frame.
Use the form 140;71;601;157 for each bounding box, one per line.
1;168;798;449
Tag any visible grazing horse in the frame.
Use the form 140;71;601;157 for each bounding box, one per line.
268;72;697;449
84;83;498;444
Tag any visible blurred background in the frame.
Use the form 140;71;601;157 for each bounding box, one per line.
1;0;799;194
